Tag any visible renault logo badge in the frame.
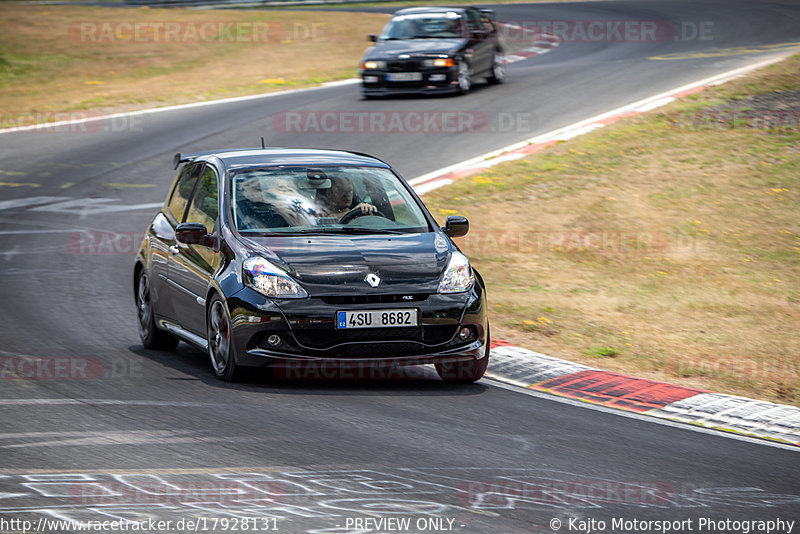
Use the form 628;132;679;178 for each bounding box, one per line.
365;273;381;288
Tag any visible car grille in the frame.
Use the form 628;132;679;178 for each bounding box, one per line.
321;294;429;305
388;60;420;72
292;324;457;350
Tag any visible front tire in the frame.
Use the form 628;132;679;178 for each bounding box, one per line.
207;296;243;382
487;52;506;84
135;270;179;351
457;60;472;95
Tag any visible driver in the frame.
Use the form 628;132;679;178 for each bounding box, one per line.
315;176;377;219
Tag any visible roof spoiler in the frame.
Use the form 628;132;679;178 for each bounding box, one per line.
478;8;495;20
343;150;391;167
172;148;262;170
173;152;188;170
173;150;215;170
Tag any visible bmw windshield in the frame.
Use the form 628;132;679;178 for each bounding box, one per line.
230;166;431;235
379;12;464;40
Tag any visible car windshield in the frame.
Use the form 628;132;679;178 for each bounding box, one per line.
231;166;431;235
380;12;463;40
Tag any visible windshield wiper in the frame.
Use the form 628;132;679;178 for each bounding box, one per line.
295;227;407;235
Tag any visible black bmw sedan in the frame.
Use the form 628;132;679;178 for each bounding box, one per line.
360;7;505;97
134;148;490;382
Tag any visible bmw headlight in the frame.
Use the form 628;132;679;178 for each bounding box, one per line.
438;251;474;294
362;60;386;70
424;57;455;67
243;257;308;299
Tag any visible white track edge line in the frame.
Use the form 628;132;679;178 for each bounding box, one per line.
0;79;360;135
408;52;793;187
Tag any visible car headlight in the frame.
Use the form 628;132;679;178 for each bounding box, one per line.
438;251;474;294
243;257;308;299
362;60;386;70
424;57;455;67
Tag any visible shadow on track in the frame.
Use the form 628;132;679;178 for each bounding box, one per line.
358;81;494;101
128;343;490;397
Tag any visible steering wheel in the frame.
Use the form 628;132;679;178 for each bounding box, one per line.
339;207;388;224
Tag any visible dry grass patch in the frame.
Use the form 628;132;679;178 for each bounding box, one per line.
287;0;575;8
426;54;800;405
0;5;388;124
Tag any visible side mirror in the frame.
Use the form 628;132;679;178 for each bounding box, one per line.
478;8;496;20
176;222;213;246
368;34;378;42
442;215;469;238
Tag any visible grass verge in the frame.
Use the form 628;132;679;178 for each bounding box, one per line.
424;54;800;405
0;4;389;126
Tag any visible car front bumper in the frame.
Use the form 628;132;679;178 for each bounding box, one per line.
225;283;488;369
361;66;460;96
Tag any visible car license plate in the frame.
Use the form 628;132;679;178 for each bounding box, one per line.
386;72;422;82
336;309;418;329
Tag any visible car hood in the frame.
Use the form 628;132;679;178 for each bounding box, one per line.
241;232;453;295
364;39;466;59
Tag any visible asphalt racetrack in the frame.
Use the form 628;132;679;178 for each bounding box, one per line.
1;1;799;532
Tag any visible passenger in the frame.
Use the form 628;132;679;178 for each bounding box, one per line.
316;176;377;219
236;177;308;229
235;179;266;230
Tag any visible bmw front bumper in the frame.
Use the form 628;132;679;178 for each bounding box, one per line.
361;66;461;96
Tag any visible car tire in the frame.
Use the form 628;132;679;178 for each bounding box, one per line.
457;60;472;95
487;52;506;84
135;270;179;351
435;329;490;383
207;295;243;382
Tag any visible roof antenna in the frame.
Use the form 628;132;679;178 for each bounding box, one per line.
260;137;266;149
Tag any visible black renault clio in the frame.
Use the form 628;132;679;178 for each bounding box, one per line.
134;148;489;382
